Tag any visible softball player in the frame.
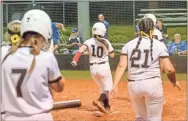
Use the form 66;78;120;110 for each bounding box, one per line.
2;9;65;121
1;20;22;120
137;14;163;42
111;18;180;121
71;22;115;113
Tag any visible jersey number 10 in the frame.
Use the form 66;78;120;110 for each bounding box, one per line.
91;45;103;58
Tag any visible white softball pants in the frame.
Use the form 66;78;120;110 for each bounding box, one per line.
128;77;164;121
90;62;113;94
4;112;53;121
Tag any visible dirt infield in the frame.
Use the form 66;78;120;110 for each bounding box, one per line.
52;80;186;121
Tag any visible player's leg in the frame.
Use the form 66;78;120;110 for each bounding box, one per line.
96;62;113;111
90;65;107;113
128;82;148;121
145;79;164;121
90;66;104;93
101;70;113;111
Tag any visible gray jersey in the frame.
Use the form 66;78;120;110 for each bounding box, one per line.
121;37;169;80
2;47;61;116
84;38;114;63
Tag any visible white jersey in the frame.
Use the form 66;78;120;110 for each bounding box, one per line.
152;28;163;41
1;45;11;60
2;47;61;116
121;37;169;80
84;38;114;63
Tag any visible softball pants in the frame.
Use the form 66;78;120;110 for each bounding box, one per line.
90;62;113;94
128;77;164;121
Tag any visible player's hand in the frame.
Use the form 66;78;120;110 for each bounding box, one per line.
172;81;181;91
111;87;118;97
71;61;77;67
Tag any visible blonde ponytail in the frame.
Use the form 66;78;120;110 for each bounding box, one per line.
94;35;109;50
28;36;41;73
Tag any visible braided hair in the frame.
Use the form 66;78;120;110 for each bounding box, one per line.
131;17;154;62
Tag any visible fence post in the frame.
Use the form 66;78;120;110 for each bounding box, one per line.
77;0;90;41
63;1;65;24
0;1;3;118
133;0;135;30
6;4;8;26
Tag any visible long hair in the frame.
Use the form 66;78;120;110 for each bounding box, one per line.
131;18;154;61
3;32;41;73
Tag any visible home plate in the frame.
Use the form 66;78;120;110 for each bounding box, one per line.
93;111;104;117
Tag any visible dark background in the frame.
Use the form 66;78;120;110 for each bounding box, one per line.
56;55;187;73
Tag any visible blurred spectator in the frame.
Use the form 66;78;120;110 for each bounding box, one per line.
64;28;83;55
98;14;109;39
4;20;21;45
135;24;140;37
168;34;187;55
156;19;168;44
51;22;66;52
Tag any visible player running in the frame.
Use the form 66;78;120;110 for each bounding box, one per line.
71;22;115;113
2;9;65;121
111;17;180;121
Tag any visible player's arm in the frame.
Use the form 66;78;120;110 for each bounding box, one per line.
109;51;115;58
159;60;164;72
49;76;65;92
159;44;180;90
71;44;88;66
112;54;128;96
114;54;128;87
48;54;65;92
111;44;128;96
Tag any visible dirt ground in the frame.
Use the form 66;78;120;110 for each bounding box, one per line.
52;80;186;121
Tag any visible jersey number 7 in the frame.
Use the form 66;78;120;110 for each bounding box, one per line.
12;69;27;97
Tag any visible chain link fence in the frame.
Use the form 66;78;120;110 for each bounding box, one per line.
2;0;187;52
3;1;186;26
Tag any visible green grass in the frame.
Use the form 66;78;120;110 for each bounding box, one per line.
3;25;186;44
61;70;186;81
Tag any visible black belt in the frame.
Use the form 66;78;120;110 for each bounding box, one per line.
128;76;160;82
1;112;6;114
90;61;106;66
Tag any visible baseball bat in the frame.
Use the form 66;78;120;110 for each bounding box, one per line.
52;100;81;110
